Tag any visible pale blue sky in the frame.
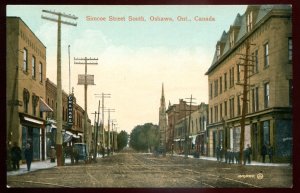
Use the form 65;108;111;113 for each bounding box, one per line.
7;5;247;132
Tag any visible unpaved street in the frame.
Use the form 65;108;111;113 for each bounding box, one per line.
7;153;292;188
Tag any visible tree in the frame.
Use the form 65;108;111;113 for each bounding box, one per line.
129;123;159;152
117;130;128;151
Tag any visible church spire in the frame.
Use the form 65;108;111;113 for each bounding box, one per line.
161;83;165;106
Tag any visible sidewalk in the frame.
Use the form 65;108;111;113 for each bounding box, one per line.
175;154;291;167
7;158;71;176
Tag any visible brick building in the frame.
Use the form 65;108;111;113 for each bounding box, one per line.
205;5;292;162
6;17;51;162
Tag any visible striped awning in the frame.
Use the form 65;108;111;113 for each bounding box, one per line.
40;98;53;112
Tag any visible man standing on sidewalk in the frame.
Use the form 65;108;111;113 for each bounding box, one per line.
24;143;33;171
11;142;21;170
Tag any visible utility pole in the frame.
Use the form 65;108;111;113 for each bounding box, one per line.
68;45;71;94
172;108;179;157
184;95;196;158
74;57;98;149
91;100;101;162
105;108;115;156
95;93;111;148
237;41;254;165
41;10;77;167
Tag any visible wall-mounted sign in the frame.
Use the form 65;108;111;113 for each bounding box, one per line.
68;95;73;126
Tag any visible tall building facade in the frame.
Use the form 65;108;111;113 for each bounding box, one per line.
158;83;167;152
6;17;51;162
205;5;292;162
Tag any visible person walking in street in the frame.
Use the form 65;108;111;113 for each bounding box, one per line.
268;144;273;163
11;142;21;170
50;146;56;163
24;143;33;171
246;144;252;164
261;143;267;163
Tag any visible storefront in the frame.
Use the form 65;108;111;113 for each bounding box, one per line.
20;113;46;161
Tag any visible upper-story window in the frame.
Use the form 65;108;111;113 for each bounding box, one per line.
216;44;221;60
219;76;222;94
214;80;218;97
23;48;28;72
288;38;292;62
39;62;43;83
23;88;30;113
252;49;259;73
32;56;36;79
264;43;269;67
247;11;253;32
264;82;270;108
230;31;235;48
209;83;213;100
224;73;227;91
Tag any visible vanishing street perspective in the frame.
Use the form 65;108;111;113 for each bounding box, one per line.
6;4;292;188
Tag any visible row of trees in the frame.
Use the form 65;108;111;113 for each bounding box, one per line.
129;123;160;152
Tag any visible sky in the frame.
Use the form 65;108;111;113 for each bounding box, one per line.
7;5;247;134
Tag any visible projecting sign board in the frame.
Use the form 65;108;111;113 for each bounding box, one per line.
78;74;95;85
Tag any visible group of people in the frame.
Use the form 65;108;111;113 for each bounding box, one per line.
10;142;33;171
216;143;273;165
216;145;252;165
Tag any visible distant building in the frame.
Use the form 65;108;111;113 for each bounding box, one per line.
205;5;292;162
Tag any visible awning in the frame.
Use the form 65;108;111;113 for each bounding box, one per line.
24;116;44;125
63;131;73;143
40;98;53;112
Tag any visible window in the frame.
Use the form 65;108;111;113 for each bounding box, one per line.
237;95;241;116
224;101;227;117
217;44;221;60
210;108;213;124
289;79;293;106
214;106;218;123
209;83;213;99
264;43;269;67
224;73;227;91
229;67;234;87
251;88;259;113
254;50;258;73
288;38;292;62
237;64;241;82
219;77;222;94
264;83;270;108
214;80;218;97
23;89;30;113
32;56;36;78
220;103;222;120
32;94;39;116
247;11;253;32
230;31;235;48
23;48;28;72
39;62;43;83
229;98;234;118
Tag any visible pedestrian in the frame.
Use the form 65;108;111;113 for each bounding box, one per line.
50;146;56;163
24;143;33;171
268;144;273;163
216;145;221;162
261;144;267;163
234;151;240;164
11;142;22;170
246;144;252;164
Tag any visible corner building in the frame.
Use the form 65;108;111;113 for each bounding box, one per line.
6;17;50;161
205;5;292;162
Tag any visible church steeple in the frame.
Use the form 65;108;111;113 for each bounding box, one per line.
161;83;165;106
159;83;167;155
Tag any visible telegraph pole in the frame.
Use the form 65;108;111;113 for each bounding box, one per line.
95;93;111;148
105;108;115;156
74;57;98;149
184;95;196;158
41;10;77;167
172;109;179;157
237;41;254;165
